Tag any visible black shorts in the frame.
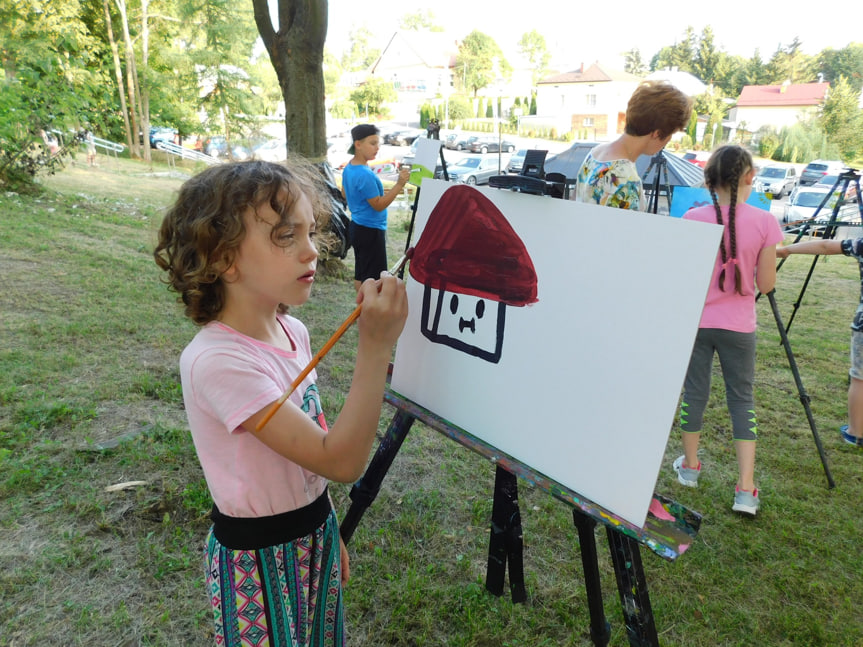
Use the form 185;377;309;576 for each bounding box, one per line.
350;222;387;282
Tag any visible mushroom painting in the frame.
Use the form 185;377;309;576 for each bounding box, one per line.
408;185;538;364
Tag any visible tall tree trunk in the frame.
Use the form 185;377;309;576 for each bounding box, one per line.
102;0;133;153
115;0;143;159
139;0;151;162
252;0;328;161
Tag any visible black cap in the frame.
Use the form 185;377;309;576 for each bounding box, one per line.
348;124;379;154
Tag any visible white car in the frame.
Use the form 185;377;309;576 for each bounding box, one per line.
253;139;288;162
784;186;858;230
753;165;796;199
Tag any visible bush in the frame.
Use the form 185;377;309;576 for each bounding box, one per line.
0;77;83;191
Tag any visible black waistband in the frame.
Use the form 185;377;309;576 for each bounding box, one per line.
210;487;331;550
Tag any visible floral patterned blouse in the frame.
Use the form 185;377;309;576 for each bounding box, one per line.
573;151;645;211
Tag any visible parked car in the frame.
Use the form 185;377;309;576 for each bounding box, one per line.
447;156;501;185
783;186;857;227
799;159;845;186
253;139;288;162
204;135;250;160
446;135;480;151
383;129;423;146
813;173;859;202
468;136;517;154
682;151;710;168
505;149;528;174
149;126;177;148
753;165;797;199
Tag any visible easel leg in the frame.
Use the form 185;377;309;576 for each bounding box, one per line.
606;528;659;647
486;466;527;602
572;510;611;647
766;290;835;488
340;409;416;544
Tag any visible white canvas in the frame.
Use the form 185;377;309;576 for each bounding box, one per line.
408;137;443;187
391;179;723;527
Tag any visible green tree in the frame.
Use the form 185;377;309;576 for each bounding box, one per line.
185;0;265;152
819;44;863;94
651;27;697;73
623;48;647;75
686;109;698;143
0;0;103;188
694;90;727;147
446;95;472;121
517;29;550;86
773;122;838;163
349;76;397;119
727;50;770;96
341;26;380;72
766;38;817;84
455;30;510;97
398;10;443;31
820;76;863;162
692;25;722;83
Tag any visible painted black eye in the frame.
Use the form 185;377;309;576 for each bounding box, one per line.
475;300;485;318
449;294;459;314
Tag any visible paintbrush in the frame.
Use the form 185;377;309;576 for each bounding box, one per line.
255;248;414;432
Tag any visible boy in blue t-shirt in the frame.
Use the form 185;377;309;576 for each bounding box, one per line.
342;124;410;291
778;237;863;448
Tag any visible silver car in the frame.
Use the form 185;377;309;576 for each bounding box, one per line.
447;156;501;185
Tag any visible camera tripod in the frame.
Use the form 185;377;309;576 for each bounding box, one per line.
779;168;863;332
766;167;863;488
642;152;672;214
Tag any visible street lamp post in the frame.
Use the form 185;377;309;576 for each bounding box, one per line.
496;80;504;173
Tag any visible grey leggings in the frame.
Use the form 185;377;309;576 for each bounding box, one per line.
680;328;758;441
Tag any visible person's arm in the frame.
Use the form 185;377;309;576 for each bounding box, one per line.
367;167;410;212
244;275;408;483
755;244;777;294
776;239;844;259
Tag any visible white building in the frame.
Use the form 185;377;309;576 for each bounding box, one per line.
533;63;643;140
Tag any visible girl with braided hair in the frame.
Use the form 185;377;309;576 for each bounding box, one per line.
672;145;784;516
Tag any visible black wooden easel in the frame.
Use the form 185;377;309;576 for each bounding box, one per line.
340;384;702;647
760;168;863;488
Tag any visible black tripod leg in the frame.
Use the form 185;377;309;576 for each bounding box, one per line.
486;466;527;603
767;290;836;488
606;527;659;647
572;510;611;647
340;409;416;543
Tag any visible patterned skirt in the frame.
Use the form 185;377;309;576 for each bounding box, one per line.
204;497;345;646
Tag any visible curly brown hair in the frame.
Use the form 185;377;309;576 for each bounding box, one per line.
624;81;694;139
154;158;332;325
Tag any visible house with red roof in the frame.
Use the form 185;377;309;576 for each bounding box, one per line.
532;63;643;140
729;81;829;133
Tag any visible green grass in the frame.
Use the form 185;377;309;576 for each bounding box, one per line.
2;158;863;645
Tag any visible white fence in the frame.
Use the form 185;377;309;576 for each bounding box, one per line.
155;141;219;166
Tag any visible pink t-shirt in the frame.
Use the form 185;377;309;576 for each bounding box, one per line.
684;202;783;333
180;314;328;518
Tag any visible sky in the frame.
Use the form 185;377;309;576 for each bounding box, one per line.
323;0;859;69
